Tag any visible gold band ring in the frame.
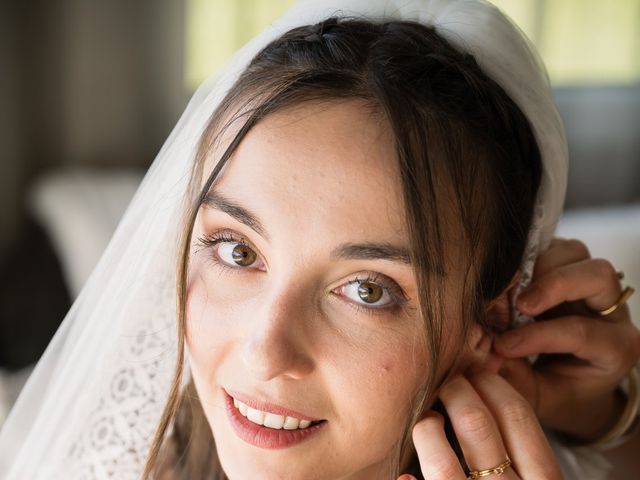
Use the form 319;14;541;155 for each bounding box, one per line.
467;457;512;478
597;286;635;316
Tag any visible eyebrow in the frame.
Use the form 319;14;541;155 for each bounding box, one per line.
202;190;269;241
202;189;412;265
330;243;412;265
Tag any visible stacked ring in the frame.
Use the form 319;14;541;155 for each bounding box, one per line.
467;457;512;478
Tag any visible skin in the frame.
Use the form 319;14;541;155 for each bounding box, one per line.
494;238;640;441
187;100;441;479
184;98;638;479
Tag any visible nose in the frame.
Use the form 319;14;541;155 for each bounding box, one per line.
240;290;314;381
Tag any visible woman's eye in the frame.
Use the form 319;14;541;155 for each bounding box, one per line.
216;242;261;268
337;279;396;308
216;242;258;268
196;231;266;272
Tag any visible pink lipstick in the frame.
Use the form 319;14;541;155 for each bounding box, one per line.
224;390;327;449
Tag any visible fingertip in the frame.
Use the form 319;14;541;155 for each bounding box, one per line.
420;409;444;423
515;297;539;316
468;365;497;379
397;475;417;480
494;330;524;352
413;410;444;438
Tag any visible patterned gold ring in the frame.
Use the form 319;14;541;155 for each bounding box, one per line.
467;457;512;478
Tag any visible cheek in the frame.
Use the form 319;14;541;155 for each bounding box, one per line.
326;332;426;444
185;266;240;387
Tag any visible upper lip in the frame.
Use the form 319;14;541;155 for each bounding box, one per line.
225;388;324;422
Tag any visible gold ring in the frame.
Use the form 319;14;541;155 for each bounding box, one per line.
597;286;635;316
467;457;512;478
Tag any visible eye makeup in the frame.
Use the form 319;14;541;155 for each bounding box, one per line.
195;228;411;317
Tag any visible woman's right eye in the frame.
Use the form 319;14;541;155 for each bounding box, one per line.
197;232;266;271
216;241;261;268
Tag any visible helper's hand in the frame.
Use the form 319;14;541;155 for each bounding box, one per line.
493;237;640;441
398;371;563;480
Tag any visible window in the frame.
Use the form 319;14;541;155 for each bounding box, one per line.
185;0;640;89
492;0;640;85
185;0;295;90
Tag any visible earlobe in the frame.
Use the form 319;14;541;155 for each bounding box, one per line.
456;271;522;375
464;324;503;374
466;271;522;373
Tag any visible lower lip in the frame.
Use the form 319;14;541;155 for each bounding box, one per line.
224;391;327;449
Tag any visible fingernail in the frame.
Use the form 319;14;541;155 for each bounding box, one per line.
498;330;523;350
517;285;540;309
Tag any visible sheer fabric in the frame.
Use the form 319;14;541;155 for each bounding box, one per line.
0;0;591;478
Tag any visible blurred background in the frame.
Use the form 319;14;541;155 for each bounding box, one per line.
0;0;639;422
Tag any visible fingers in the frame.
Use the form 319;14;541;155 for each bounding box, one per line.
532;237;590;279
494;315;637;373
438;375;509;475
411;411;467;479
411;372;563;480
469;371;563;480
517;258;625;318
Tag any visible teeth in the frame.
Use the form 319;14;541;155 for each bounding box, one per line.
247;407;265;425
283;416;300;430
233;398;314;430
263;413;285;429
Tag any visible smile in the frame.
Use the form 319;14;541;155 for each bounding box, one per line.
233;397;313;430
224;389;327;449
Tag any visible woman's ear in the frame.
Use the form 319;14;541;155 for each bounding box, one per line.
485;270;522;331
461;271;523;374
462;323;502;374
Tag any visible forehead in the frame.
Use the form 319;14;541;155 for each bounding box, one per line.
205;100;408;247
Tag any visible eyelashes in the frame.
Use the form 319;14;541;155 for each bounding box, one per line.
195;229;409;316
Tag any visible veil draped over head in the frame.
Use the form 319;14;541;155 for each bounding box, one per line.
0;0;572;478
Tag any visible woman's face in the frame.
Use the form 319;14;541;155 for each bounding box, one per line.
186;100;463;479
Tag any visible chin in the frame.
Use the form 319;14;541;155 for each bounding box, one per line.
217;447;335;480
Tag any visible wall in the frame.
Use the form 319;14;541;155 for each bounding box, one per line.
556;85;640;208
0;0;186;263
0;2;23;257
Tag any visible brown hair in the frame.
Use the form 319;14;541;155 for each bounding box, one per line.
143;18;541;479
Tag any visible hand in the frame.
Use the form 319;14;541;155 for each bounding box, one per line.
493;237;640;441
398;371;563;480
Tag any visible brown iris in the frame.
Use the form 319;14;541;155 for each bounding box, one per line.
357;281;383;303
231;244;257;266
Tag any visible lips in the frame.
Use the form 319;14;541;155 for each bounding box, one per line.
226;388;322;422
223;389;327;449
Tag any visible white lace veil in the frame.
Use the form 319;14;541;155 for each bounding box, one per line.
0;0;568;478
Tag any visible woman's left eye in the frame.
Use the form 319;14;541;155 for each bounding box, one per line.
197;233;405;312
334;275;403;310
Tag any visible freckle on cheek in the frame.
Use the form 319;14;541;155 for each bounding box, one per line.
380;363;392;373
